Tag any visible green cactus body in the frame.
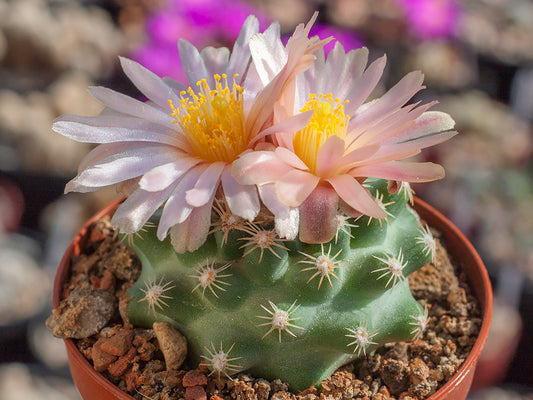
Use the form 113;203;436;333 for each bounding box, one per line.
126;179;434;391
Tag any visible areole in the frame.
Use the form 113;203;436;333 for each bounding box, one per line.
52;197;492;400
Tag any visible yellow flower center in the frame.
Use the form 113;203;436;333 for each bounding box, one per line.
169;74;247;163
293;94;349;174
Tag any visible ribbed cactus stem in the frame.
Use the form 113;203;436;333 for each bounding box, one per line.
126;179;434;391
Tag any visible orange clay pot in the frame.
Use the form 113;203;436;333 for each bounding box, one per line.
52;197;492;400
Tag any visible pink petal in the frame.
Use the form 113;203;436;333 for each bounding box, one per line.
186;161;225;207
334;144;380;172
250;109;312;146
344;55;387;116
298;186;338;243
385;111;456;144
350;71;425;128
352;161;445;182
315;136;345;177
275;169;320;207
378;131;457;156
221;167;260;221
232;151;293;185
327;175;387;219
140;157;201;192
275;147;309;170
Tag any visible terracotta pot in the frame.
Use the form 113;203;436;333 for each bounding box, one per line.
52;197;492;400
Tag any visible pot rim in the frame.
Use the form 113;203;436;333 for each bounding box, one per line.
52;196;492;400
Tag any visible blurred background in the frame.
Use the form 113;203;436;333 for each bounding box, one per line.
0;0;532;398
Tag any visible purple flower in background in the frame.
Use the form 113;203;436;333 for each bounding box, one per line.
395;0;460;39
309;24;362;54
132;0;268;82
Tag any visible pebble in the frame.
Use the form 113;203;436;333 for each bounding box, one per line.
153;322;188;371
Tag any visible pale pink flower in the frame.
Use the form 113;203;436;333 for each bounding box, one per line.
232;43;457;243
53;15;325;253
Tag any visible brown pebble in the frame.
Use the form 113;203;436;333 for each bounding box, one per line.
186;386;207;400
153;321;187;371
124;369;141;392
183;369;208;387
409;358;430;386
100;270;116;292
108;347;137;377
210;395;224;400
92;340;117;372
99;330;134;356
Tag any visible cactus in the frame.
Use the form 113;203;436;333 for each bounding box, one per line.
125;179;434;391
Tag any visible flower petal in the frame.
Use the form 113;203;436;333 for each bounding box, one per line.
170;198;214;253
66;143;178;192
315;135;345;177
258;183;291;219
275;169;320;207
227;15;260;78
178;39;210;86
327;175;387;219
88;86;175;128
156;166;205;239
53;116;186;148
111;185;174;234
221;167;260;221
275;147;309;170
353;161;445;182
186;161;225;207
119;57;182;110
275;207;299;240
232;151;293;185
139;157;201;192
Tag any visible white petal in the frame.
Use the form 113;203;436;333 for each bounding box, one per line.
88;87;175;128
227;15;260;78
111;186;174;234
139;157;201;192
178;39;211;86
169;199;214;253
185;161;225;207
156;166;205;239
68;143;178;190
199;46;230;77
275;207;299;240
221;167;260;221
53;117;185;147
119;57;181;110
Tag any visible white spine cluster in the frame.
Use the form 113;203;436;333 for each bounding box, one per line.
257;300;304;342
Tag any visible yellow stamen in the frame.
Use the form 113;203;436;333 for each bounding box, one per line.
169;74;247;163
293;94;349;174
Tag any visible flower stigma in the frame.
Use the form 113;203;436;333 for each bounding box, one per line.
169;74;247;163
293;93;349;174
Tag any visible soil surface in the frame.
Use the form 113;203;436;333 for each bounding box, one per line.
47;215;482;400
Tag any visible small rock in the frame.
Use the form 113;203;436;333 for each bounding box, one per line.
46;286;116;339
153;321;187;370
99;329;134;356
108;347;137;377
92;340;117;372
183;369;208;387
186;386;207;400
